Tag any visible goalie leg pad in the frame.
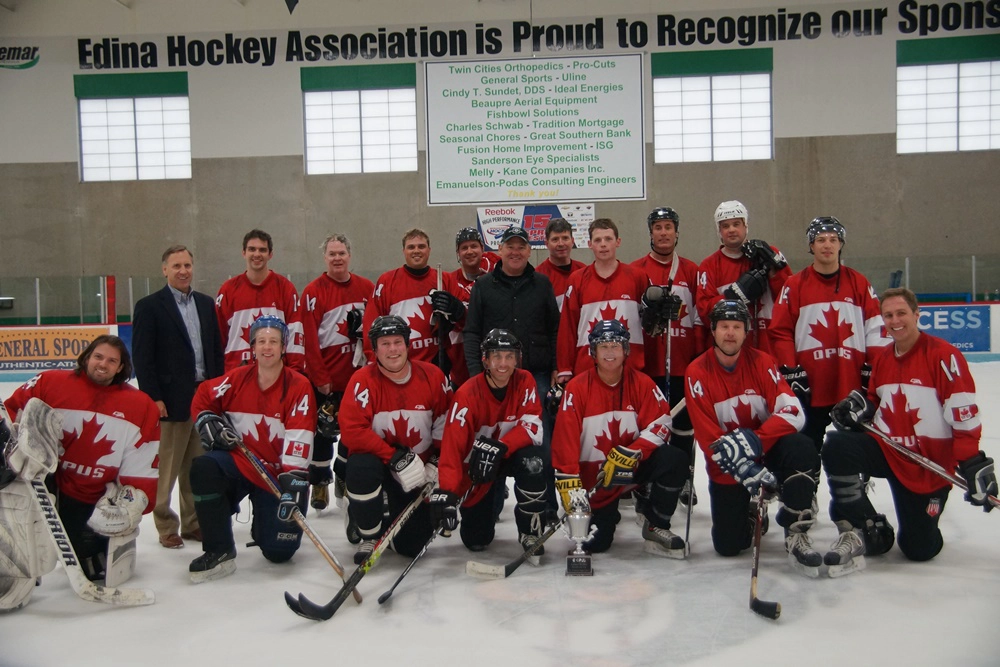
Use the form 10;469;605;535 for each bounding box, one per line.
105;528;139;587
0;479;58;611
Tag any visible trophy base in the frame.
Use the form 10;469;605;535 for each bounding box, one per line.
566;550;593;576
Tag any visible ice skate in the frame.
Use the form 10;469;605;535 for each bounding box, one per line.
310;483;329;510
519;533;544;566
785;531;822;578
641;519;686;559
189;548;237;584
353;539;375;565
825;521;866;578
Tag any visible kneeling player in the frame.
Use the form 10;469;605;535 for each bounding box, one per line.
822;288;995;577
188;316;316;583
430;330;547;559
339;315;451;564
552;320;688;558
686;300;822;576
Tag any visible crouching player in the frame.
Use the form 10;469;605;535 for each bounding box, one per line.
686;300;823;576
552;320;688;558
822;288;995;576
2;336;160;590
188;315;316;583
430;330;547;560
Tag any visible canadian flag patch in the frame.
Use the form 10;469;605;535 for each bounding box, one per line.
952;405;979;423
286;442;308;459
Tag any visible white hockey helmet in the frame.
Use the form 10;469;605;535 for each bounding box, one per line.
714;200;748;226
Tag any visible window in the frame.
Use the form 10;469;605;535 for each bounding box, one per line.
651;49;773;163
896;34;1000;154
301;64;418;174
74;72;190;182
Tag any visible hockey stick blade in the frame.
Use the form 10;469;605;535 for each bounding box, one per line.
466;513;569;579
30;479;155;607
750;597;781;620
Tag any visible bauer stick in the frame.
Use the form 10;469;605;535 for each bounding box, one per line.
861;423;999;510
234;441;362;605
749;486;780;620
287;481;436;621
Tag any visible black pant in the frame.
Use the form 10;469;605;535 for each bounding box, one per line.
802;404;833;455
823;430;950;562
53;485;106;579
459;447;547;549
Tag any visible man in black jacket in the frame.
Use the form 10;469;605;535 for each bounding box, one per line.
464;226;560;514
132;245;225;549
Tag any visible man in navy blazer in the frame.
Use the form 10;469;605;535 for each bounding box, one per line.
133;245;225;549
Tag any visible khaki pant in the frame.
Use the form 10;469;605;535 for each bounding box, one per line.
153;420;203;537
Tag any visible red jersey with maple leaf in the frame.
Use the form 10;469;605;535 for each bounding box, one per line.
446;259;498;388
685;347;805;485
216;271;305;372
362;266;466;366
631;253;707;377
536;258;586;312
4;370;160;507
339;360;451;464
557;261;647;376
190;364;315;490
438;369;542;506
696;247;793;356
866;333;981;494
552;367;672;509
300;272;374;392
770;266;889;406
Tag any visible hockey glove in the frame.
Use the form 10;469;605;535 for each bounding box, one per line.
780;365;811;407
710;428;777;494
600;444;642;487
424;451;440;486
468;436;507;484
640;285;682;337
724;268;768;306
87;482;148;537
742;239;788;273
428;489;460;532
346;307;364;340
6;398;62;481
555;473;585;513
830;390;876;431
430;289;466;323
389;447;426;493
195;411;240;451
316;394;341;440
957;452;997;513
860;362;872;392
277;470;309;522
544;383;565;418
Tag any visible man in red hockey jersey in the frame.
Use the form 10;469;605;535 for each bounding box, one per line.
216;229;304;371
822;288;995;576
447;227;499;388
300;233;374;510
536;217;585;313
685;300;822;576
552;320;689;557
188;315;316;583
696;201;792;356
770;217;888;453
4;335;160;581
430;330;548;558
340;315;452;564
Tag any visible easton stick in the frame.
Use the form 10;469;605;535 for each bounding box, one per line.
286;482;436;621
234;440;362;605
29;479;155;607
861;423;999;510
749;487;780;620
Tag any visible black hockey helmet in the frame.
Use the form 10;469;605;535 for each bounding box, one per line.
709;299;751;331
807;216;846;245
368;315;411;347
647;207;680;232
456;227;483;249
481;328;522;366
588;319;630;357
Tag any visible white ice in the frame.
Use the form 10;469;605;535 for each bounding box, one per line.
2;365;999;667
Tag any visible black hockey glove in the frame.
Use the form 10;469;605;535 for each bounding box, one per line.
724;268;768;305
430;290;465;322
195;411;240;451
742;239;788;273
860;362;872;392
544;383;565;418
830;389;876;431
428;489;460;532
346;308;364;340
600;444;642;487
640;285;682;336
957;452;997;513
316;393;341;440
780;365;811;407
710;428;777;493
468;436;507;484
277;470;309;522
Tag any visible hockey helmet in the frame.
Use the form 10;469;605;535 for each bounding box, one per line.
588;319;630;357
647;207;680;232
714;200;748;226
249;314;288;346
481;329;522;366
456;227;483;249
368;315;411;347
807;216;846;245
709;299;751;331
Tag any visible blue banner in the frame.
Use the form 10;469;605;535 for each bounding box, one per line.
916;305;990;352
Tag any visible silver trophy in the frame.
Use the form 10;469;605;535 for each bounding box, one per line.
563;487;597;576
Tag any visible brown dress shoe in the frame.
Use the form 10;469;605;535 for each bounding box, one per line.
160;534;184;549
181;529;203;542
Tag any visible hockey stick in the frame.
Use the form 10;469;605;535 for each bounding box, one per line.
286;482;436;621
749;488;780;620
861;423;1000;510
234;441;362;605
29;479;155;607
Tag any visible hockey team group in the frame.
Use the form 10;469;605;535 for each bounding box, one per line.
1;201;996;617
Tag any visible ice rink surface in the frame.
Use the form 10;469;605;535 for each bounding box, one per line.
2;364;999;667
